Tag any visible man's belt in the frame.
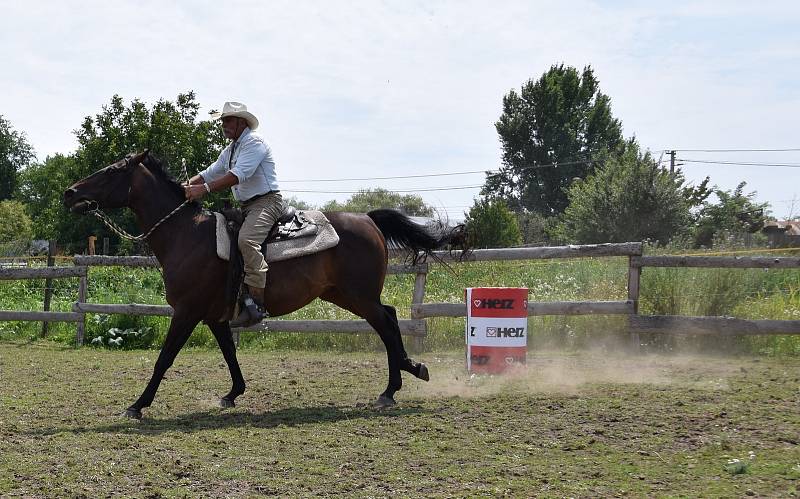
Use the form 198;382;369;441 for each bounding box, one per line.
241;190;281;205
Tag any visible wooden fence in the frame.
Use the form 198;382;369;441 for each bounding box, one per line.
412;246;800;339
2;242;800;347
0;266;87;329
71;255;428;347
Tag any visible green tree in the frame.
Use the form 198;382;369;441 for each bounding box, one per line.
553;141;691;244
485;64;624;215
516;211;558;245
464;199;522;248
692;182;769;248
16;154;86;241
23;93;227;252
321;188;434;216
74;92;225;181
0;115;36;201
0;200;33;242
283;195;314;211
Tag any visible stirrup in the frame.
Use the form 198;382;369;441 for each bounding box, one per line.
230;297;265;328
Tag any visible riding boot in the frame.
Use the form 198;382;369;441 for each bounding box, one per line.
230;293;265;328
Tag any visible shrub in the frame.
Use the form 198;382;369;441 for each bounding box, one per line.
0;200;33;242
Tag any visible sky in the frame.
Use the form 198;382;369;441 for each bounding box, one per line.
2;1;799;221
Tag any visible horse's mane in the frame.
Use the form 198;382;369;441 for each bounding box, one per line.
138;153;200;208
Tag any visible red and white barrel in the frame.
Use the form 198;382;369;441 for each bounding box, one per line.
465;287;528;374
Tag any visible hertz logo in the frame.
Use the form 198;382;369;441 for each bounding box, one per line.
486;327;525;338
473;298;515;309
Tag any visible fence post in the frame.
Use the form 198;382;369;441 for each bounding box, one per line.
102;237;109;255
40;239;57;338
627;255;641;350
88;236;96;256
76;274;87;346
410;268;428;353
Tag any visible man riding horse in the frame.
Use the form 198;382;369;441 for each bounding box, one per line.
184;102;281;327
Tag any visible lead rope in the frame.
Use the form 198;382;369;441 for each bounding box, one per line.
87;161;190;242
90;200;189;242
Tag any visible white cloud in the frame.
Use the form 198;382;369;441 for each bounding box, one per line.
1;0;798;216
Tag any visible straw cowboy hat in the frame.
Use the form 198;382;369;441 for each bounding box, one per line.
210;101;259;130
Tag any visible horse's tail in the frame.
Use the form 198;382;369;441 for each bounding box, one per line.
367;209;469;265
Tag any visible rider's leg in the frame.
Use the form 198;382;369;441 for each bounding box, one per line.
233;192;283;324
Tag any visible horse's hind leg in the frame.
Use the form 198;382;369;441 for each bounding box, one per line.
383;305;429;382
208;321;246;408
354;301;431;407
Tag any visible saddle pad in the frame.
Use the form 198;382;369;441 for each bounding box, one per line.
215;210;339;262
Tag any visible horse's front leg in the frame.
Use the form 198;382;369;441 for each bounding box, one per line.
124;314;199;419
208;321;246;407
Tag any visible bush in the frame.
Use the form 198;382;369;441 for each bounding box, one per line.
0;200;33;242
554;141;690;244
85;314;157;349
464;199;522;248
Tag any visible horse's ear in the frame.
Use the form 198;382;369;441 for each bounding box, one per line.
131;149;149;165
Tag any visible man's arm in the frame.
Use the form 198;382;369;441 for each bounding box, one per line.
184;172;239;202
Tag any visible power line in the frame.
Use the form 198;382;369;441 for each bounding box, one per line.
283;185;484;194
281;170;488;183
282;159;593;183
670;148;800;152
679;159;800;168
282;153;798;194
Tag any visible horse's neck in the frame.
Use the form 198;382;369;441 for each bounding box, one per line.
130;182;200;267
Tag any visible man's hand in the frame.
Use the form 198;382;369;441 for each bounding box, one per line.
184;183;208;202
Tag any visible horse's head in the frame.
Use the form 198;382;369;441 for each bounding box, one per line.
63;150;150;214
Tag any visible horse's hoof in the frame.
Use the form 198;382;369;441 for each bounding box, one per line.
123;407;142;419
374;395;396;409
220;397;235;408
418;363;430;382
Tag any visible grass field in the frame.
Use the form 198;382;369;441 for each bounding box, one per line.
1;342;798;497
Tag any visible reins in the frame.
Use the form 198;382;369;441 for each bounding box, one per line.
88;200;189;242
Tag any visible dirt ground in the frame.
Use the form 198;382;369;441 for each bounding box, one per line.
0;342;798;497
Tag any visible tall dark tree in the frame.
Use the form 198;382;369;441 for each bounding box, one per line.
0;115;35;201
485;64;624;215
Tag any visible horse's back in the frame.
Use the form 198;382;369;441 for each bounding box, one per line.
263;211;387;315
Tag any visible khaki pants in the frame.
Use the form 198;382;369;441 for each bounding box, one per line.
238;192;284;289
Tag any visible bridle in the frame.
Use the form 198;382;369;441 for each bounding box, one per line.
84;160;189;242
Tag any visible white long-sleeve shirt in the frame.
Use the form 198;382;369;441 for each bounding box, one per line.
199;127;279;202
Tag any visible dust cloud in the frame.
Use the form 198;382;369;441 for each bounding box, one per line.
406;351;744;400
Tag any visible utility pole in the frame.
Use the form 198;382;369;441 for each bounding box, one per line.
668;150;676;174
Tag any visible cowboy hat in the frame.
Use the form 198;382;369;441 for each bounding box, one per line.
210;101;259;130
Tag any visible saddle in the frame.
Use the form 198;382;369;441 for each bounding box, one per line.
215;202;339;323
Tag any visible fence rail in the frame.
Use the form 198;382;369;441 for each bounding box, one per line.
0;266;86;280
632;255;800;269
630;316;800;336
68;254;428;346
2;240;799;347
431;242;642;262
412;300;635;318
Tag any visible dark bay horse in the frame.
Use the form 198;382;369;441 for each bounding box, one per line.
64;150;464;418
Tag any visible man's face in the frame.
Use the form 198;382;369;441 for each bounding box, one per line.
222;116;248;140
